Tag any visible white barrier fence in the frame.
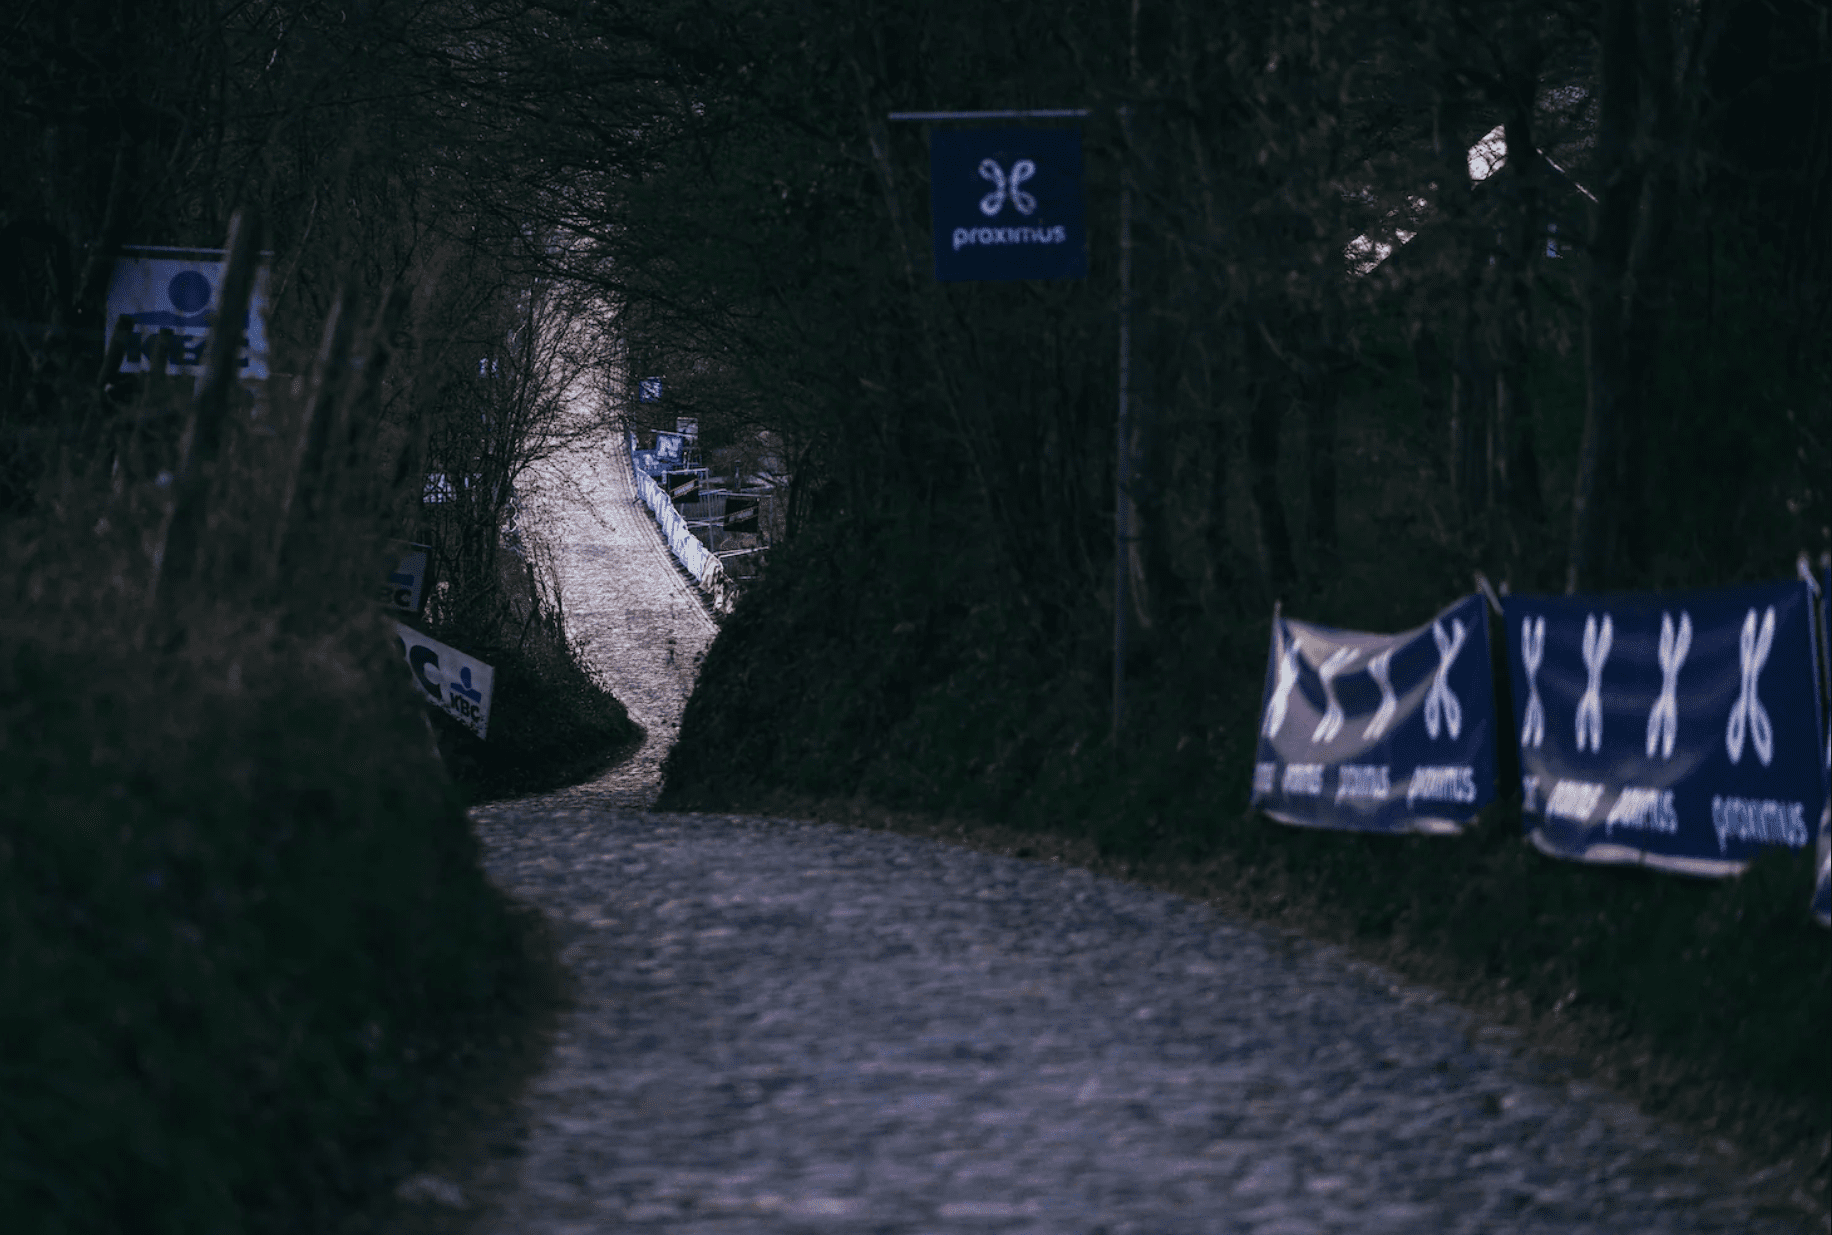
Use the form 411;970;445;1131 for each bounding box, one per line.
631;454;736;615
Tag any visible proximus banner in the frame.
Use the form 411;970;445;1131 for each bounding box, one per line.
1504;581;1828;877
1251;594;1497;835
1816;567;1830;927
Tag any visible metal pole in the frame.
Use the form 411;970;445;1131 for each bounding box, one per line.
887;109;1091;121
1113;106;1133;745
881;105;1119;731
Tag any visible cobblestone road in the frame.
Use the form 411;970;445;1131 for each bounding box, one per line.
438;422;1816;1234
519;430;716;809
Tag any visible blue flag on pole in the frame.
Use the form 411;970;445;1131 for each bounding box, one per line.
930;127;1087;282
1504;581;1828;877
1251;595;1497;835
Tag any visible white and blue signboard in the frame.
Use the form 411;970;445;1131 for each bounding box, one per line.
105;246;270;379
930;127;1086;282
383;543;431;614
1504;581;1828;877
394;623;495;740
640;377;663;402
1251;595;1498;835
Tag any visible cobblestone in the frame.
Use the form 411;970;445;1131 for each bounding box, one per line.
464;807;1810;1234
519;430;716;809
445;417;1816;1234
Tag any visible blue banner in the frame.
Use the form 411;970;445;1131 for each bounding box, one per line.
1251;595;1497;835
930;127;1087;283
1504;581;1828;877
1816;567;1830;927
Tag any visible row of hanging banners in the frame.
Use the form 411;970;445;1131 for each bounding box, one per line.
1251;571;1832;927
878;114;1832;921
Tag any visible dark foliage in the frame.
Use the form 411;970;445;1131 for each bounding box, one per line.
0;606;553;1232
1;2;639;1229
643;0;1830;1198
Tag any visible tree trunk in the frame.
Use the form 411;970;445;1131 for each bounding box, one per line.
1450;327;1490;527
1246;334;1295;592
1494;367;1543;548
1612;302;1657;577
1304;350;1339;563
1410;323;1449;482
1202;390;1237;609
1432;84;1488;530
1570;285;1626;594
1612;1;1683;580
1495;102;1546;575
1568;0;1642;593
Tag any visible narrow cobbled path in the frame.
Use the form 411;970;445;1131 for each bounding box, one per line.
452;423;1811;1234
518;430;716;809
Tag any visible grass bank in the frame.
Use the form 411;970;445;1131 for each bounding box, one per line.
660;519;1831;1225
423;612;642;805
0;196;636;1229
0;595;572;1232
0;413;626;1229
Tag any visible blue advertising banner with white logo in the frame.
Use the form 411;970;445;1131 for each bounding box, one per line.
1251;595;1497;835
1504;581;1828;877
930;127;1086;282
105;246;270;379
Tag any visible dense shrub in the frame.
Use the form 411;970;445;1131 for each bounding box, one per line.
427;609;642;803
0;602;553;1233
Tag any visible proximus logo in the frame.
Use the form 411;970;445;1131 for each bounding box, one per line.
1725;606;1775;766
978;158;1038;217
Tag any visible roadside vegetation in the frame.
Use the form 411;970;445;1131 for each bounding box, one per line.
624;0;1831;1217
5;0;1826;1227
0;293;584;1228
1;4;631;1229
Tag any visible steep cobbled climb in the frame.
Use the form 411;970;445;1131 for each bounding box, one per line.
444;423;1813;1234
518;432;716;810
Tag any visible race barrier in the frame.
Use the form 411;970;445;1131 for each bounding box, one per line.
1506;581;1827;878
1251;594;1497;835
1252;570;1832;925
394;623;495;739
630;451;736;615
